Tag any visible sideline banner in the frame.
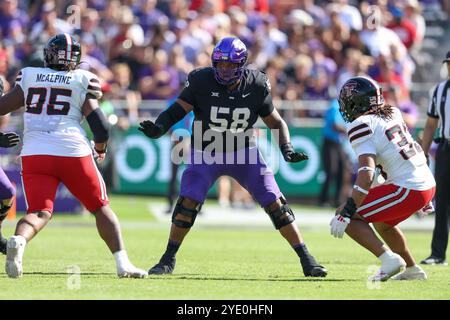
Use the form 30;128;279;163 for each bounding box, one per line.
112;126;326;197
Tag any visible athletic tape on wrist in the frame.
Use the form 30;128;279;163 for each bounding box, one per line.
353;184;369;195
358;166;375;173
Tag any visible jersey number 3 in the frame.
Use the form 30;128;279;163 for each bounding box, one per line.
385;124;423;160
25;87;72;115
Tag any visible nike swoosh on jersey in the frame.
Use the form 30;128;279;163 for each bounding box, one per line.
242;92;251;98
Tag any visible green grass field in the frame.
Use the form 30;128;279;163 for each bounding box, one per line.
0;195;449;300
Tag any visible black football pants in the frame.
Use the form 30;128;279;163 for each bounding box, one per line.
431;141;450;259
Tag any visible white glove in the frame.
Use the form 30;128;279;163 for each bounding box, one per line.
330;214;351;238
417;202;435;218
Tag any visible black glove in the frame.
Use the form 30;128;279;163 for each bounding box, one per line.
138;120;164;139
280;143;309;163
0;132;20;148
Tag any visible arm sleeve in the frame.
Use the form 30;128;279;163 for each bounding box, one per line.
155;101;187;134
178;70;197;106
258;74;275;117
86;108;109;143
427;85;439;118
347;119;376;157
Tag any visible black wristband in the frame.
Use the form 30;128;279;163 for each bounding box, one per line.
94;146;107;154
341;197;357;219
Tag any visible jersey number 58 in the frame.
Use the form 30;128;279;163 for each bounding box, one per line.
210;106;250;134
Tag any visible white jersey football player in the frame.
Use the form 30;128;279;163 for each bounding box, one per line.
330;77;436;281
0;34;146;278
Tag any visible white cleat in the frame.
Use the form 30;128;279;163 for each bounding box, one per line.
117;264;148;279
5;236;26;279
368;253;406;282
391;265;427;280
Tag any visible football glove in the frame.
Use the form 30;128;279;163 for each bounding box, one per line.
330;198;357;238
91;140;106;163
330;214;350;238
280;143;308;163
0;132;20;148
417;202;435;218
138;120;164;139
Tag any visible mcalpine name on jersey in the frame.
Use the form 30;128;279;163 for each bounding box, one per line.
16;67;102;157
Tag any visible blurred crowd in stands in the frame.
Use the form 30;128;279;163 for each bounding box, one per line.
1;0;449;208
1;0;449;125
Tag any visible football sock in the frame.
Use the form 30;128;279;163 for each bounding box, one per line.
162;240;180;260
378;250;395;264
14;235;26;244
293;243;319;266
114;250;131;268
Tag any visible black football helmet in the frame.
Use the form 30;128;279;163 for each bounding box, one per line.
338;76;384;122
44;33;81;71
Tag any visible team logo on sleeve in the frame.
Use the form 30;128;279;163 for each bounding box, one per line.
185;80;190;88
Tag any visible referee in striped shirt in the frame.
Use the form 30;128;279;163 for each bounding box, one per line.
420;51;450;265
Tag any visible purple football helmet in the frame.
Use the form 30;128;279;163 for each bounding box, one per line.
211;37;248;86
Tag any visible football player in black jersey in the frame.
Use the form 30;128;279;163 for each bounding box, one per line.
139;37;327;277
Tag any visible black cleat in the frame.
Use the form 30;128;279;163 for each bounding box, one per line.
420;256;447;265
300;255;328;277
0;236;6;255
303;264;328;277
148;256;176;275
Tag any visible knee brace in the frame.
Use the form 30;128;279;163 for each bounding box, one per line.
171;197;202;229
0;202;12;222
265;198;295;230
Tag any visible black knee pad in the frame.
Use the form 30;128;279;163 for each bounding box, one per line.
0;203;12;222
265;198;295;230
171;197;202;228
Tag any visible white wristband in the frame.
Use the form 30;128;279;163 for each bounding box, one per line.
353;184;369;195
358;166;375;173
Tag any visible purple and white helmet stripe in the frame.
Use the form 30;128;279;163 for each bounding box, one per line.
211;37;248;86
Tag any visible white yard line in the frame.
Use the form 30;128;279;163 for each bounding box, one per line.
148;203;435;231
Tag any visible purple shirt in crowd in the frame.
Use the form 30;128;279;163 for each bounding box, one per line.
0;10;28;39
139;65;179;100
